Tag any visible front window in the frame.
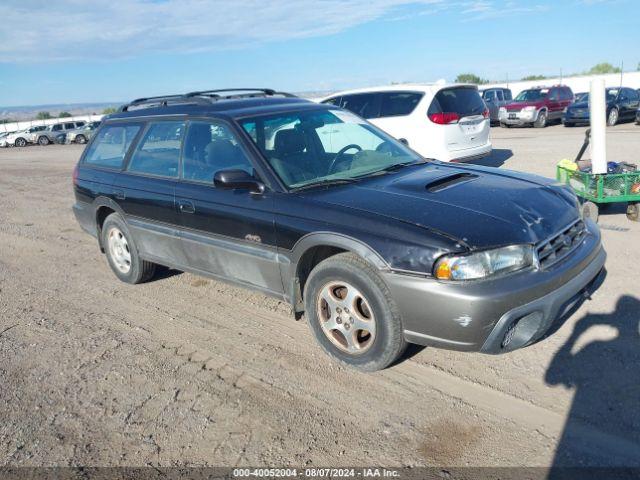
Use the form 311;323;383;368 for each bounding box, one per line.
239;108;422;189
514;89;548;102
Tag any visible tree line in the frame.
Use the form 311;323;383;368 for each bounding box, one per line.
455;62;633;85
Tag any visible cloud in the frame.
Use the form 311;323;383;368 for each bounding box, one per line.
0;0;553;62
0;0;445;62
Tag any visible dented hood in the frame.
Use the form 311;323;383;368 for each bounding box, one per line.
306;163;579;249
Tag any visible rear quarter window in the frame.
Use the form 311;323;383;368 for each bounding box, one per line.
429;87;485;117
340;93;380;119
379;92;423;117
83;124;141;169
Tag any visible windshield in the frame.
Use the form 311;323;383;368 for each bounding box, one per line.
240;108;423;189
514;89;548;102
573;90;618;104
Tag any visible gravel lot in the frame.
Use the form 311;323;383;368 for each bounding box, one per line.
0;123;639;469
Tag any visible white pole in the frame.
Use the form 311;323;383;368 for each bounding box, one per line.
590;78;607;174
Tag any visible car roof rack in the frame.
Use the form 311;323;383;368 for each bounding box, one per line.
185;88;297;99
119;94;213;112
119;88;297;112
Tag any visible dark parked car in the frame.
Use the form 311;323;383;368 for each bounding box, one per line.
72;88;606;371
573;92;588;104
564;87;640;127
480;87;512;124
499;85;574;128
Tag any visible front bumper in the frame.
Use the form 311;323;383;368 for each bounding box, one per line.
499;108;538;125
381;219;606;353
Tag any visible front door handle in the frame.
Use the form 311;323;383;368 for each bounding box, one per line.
178;200;195;214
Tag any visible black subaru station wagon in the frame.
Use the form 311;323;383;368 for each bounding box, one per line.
73;88;606;371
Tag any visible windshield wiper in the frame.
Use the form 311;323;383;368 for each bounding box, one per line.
356;158;431;178
290;178;359;192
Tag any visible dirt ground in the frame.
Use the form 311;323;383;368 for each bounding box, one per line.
0;123;639;469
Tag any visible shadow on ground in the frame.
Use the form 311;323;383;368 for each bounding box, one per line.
467;148;513;168
546;295;640;474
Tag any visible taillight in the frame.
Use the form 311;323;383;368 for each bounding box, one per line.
428;112;460;124
72;164;79;185
482;108;490;119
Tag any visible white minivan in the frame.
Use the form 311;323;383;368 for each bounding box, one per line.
320;84;492;162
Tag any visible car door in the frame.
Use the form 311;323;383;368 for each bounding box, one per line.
175;119;282;295
546;88;563;120
114;119;188;266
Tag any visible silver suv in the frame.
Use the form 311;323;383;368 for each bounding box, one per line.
34;121;86;145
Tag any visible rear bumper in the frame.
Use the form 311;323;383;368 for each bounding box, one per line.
381;219;606;353
72;201;97;238
441;140;492;162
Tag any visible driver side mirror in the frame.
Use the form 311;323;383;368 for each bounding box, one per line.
214;169;265;194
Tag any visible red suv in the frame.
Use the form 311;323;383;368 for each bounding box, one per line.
499;85;574;128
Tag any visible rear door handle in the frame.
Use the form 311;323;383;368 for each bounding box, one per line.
178;199;195;214
113;189;125;200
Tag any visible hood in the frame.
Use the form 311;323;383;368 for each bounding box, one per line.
506;100;544;111
303;163;579;249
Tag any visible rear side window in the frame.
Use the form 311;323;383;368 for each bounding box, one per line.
127;121;185;178
64;123;75;130
379;92;423;117
83;124;141;169
496;90;504;101
52;124;62;132
340;93;380;119
429;87;485;117
504;89;513;100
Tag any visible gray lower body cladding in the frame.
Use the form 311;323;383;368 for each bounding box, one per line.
382;221;606;353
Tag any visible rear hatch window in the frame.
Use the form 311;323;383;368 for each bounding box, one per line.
428;87;485;119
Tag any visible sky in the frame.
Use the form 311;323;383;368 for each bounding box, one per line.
0;0;638;107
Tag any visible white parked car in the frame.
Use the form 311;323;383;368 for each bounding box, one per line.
320;84;492;162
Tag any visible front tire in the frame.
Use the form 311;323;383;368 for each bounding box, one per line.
38;136;50;146
75;134;86;144
564;122;574;127
607;108;619;127
15;137;27;147
304;252;406;371
101;213;156;284
534;111;547;128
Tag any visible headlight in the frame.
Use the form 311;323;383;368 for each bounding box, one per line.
434;245;534;281
523;106;537;112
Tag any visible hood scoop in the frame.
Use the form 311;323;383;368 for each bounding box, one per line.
425;172;478;193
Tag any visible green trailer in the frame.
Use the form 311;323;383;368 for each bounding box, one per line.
555;129;640;223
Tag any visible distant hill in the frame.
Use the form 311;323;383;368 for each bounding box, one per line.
0;102;121;121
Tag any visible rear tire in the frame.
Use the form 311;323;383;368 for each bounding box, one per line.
101;213;156;284
564;122;574;127
75;135;86;144
534;111;547;128
38;136;50;146
304;252;406;371
500;122;510;128
581;201;599;223
627;203;639;222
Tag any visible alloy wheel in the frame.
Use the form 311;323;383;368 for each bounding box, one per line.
107;227;132;274
316;281;376;354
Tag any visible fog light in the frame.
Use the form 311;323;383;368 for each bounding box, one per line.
502;321;519;348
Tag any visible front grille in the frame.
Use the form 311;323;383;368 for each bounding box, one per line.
536;220;586;269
